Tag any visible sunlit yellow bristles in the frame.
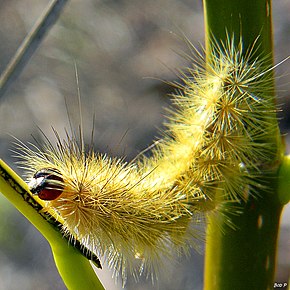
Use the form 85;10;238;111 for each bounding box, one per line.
14;35;280;282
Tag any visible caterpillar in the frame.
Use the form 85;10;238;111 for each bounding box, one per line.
14;35;279;282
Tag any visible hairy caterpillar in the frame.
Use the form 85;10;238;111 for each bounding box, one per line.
14;35;279;282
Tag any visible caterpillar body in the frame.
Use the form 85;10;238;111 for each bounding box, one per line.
15;36;279;281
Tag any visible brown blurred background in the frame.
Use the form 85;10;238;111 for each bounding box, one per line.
0;1;289;289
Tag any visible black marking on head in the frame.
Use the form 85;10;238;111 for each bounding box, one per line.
30;168;64;200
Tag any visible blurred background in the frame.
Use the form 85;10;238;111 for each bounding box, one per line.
0;0;289;289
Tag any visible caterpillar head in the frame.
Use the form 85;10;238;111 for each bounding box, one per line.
29;168;64;201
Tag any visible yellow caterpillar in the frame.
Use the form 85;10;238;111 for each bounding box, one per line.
14;36;279;281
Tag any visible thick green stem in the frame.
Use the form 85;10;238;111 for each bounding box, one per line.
205;191;283;290
203;0;273;57
278;154;290;205
203;1;285;290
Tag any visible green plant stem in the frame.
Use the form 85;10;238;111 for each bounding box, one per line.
203;0;286;290
204;192;283;290
203;0;273;57
0;0;68;99
51;244;105;290
278;154;290;205
0;159;104;290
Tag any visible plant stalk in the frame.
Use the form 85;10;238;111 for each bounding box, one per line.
0;159;104;290
203;0;285;289
0;0;68;99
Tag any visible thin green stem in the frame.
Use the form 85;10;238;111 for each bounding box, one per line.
0;159;104;290
0;0;68;99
